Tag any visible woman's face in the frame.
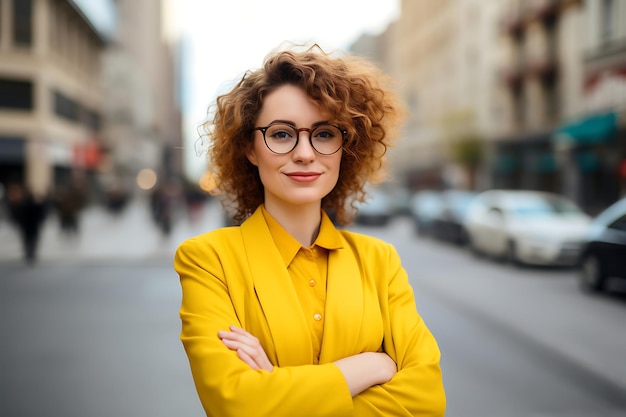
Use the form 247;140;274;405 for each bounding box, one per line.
247;84;342;212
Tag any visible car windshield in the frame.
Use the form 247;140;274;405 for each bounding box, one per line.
447;193;475;216
508;196;582;216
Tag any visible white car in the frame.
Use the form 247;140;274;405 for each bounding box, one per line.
464;190;592;266
354;188;394;226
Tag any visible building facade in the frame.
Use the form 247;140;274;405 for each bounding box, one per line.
354;0;503;191
493;0;585;198
0;0;111;198
0;0;183;209
100;0;183;200
351;0;624;213
555;0;626;211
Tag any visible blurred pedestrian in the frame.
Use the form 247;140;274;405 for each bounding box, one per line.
174;45;445;416
6;183;48;264
55;183;85;237
185;187;208;224
151;182;176;236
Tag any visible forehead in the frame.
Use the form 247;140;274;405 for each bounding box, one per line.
257;85;330;123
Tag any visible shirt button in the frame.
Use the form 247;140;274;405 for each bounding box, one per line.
313;313;322;321
309;279;316;287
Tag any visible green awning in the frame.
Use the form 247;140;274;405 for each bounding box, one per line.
555;112;617;145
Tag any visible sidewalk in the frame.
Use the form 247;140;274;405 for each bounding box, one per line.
0;197;224;264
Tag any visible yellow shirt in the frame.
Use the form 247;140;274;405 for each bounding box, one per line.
261;206;341;364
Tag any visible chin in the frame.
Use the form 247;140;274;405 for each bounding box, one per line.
279;191;329;206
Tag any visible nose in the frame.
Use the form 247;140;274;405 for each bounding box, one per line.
291;131;316;162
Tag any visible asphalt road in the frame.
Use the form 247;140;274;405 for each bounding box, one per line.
0;260;202;417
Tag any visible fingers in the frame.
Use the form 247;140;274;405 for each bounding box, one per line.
227;325;257;339
218;326;274;372
218;326;259;348
236;348;260;370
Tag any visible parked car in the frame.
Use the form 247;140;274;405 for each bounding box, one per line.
430;190;477;245
410;190;443;235
384;185;413;217
354;188;394;226
464;190;592;266
578;197;626;292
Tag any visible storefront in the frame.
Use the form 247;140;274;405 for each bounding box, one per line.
0;137;26;187
490;132;559;193
554;111;623;214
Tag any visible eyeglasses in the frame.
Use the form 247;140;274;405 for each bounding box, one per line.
255;122;345;155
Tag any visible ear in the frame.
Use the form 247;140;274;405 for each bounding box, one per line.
246;148;258;166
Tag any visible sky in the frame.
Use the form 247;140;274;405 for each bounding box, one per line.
70;0;116;41
168;0;400;180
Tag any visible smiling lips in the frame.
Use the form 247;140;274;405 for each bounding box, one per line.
285;172;321;183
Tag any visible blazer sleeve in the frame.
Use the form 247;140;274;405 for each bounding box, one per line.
174;236;354;417
352;242;446;416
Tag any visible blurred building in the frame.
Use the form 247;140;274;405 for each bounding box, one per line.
352;0;504;191
0;0;113;198
555;0;626;211
100;0;183;201
352;0;625;214
494;0;585;197
0;0;183;209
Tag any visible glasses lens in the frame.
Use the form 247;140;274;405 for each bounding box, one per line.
264;124;298;154
311;125;343;155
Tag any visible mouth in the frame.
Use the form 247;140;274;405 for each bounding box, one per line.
285;172;322;183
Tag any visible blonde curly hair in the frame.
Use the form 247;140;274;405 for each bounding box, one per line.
202;44;404;225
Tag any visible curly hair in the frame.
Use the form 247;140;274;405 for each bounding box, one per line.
202;44;404;225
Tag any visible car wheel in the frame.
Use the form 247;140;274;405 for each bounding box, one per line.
468;236;482;257
458;227;469;247
507;240;522;266
579;253;606;292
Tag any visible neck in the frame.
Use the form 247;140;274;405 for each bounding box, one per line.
264;201;322;247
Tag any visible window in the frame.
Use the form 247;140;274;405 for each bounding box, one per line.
12;0;32;47
602;0;615;41
0;78;34;110
512;83;526;129
53;90;102;130
542;77;559;123
84;109;101;131
53;90;79;122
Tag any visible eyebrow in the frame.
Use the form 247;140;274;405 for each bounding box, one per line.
267;119;331;127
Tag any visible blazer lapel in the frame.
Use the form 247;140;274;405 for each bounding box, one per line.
240;209;313;366
319;238;364;363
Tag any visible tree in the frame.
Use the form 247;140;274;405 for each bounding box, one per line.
440;110;485;189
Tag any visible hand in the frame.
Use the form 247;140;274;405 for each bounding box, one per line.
334;352;397;397
218;325;274;372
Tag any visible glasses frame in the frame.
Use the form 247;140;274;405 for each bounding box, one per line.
255;122;346;155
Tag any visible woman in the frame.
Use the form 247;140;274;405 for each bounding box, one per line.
174;45;446;417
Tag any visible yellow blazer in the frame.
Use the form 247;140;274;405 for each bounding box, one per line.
175;207;446;417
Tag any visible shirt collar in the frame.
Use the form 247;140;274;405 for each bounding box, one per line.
260;205;343;267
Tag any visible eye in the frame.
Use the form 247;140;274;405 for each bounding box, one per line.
267;124;296;140
313;125;340;140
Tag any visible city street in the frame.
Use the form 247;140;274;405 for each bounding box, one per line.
1;200;626;417
352;218;626;416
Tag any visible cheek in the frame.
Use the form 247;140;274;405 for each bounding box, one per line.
246;138;264;166
331;153;343;174
252;152;283;185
